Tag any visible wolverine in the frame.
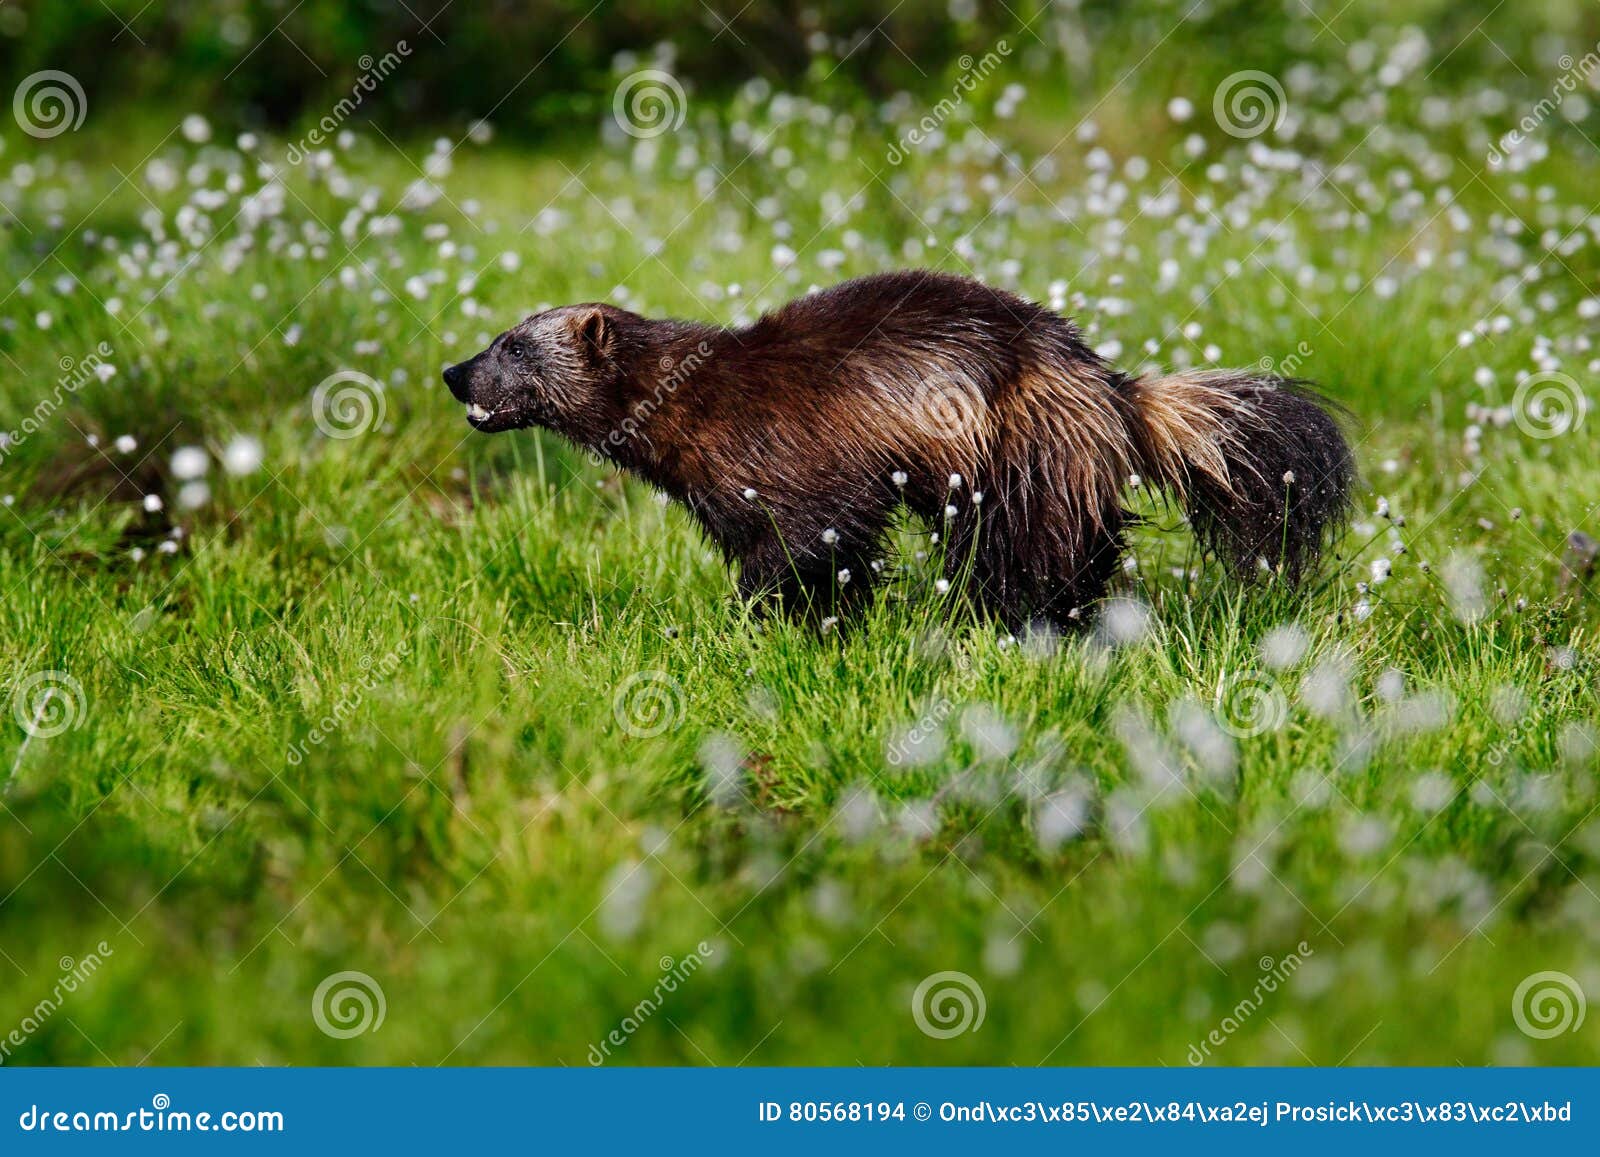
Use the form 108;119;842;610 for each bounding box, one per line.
443;271;1355;629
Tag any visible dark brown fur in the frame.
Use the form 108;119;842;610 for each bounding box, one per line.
443;271;1355;629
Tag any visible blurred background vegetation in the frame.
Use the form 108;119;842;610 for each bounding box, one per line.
3;0;1598;140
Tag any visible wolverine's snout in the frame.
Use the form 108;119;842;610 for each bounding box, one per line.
442;359;472;402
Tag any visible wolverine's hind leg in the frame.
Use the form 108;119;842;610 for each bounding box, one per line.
941;480;1127;631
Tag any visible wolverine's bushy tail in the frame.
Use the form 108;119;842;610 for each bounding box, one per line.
1122;370;1356;581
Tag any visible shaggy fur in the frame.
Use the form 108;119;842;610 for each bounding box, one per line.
443;270;1355;628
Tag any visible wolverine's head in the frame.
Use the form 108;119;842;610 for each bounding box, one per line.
442;304;633;440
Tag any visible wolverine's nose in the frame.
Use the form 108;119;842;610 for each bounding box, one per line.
442;361;470;402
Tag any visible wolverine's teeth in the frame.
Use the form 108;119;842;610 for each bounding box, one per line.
466;403;491;421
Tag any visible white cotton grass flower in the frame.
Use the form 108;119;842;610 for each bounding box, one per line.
895;800;939;841
1033;783;1093;853
807;878;852;927
698;733;746;808
1442;552;1487;623
1168;697;1236;783
1097;597;1150;647
1260;623;1309;670
836;568;851;585
888;717;945;768
933;578;951;594
1559;722;1598;768
948;473;962;490
114;434;138;454
891;470;907;487
1113;705;1183;791
1300;658;1354;720
1339;815;1392;858
1392;689;1456;735
833;785;880;844
222;435;264;476
170;445;209;480
1375;668;1406;703
959;703;1018;762
1104;787;1149;856
142;493;163;513
821;527;839;545
742;487;758;501
597;858;654;941
176;481;211;510
983;932;1025;977
1409;770;1456;814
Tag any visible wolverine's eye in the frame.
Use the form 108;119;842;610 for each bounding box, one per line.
507;340;527;360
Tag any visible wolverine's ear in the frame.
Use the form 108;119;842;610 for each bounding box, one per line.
573;307;612;364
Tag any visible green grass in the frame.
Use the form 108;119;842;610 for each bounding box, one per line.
2;14;1600;1066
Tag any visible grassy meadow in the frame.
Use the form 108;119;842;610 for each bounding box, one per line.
1;4;1599;1065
